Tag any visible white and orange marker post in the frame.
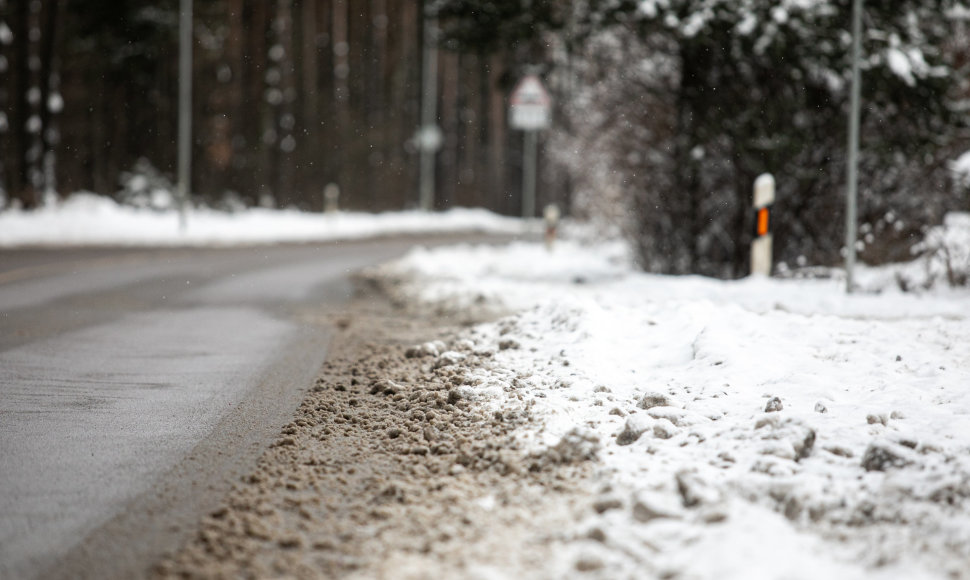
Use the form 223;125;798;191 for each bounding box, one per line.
751;173;775;277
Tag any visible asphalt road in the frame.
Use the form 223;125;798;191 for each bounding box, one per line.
0;237;473;579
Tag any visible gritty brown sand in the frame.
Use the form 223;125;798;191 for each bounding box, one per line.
152;282;595;580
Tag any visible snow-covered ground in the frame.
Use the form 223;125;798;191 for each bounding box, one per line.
0;192;525;247
5;194;969;577
372;227;970;579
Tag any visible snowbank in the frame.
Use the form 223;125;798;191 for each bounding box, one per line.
374;236;970;579
0;192;527;248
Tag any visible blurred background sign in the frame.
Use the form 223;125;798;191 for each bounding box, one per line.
510;75;551;131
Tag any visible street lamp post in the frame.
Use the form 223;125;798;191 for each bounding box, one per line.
417;7;440;212
177;0;192;232
845;0;863;293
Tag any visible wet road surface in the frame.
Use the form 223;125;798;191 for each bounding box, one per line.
0;238;472;579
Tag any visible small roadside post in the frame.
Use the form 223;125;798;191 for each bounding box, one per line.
751;173;775;277
543;204;560;251
510;74;551;219
323;183;340;213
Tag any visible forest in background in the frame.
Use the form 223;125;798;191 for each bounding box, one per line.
2;0;970;278
0;0;551;215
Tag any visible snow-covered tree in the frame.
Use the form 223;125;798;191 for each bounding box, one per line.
440;0;968;276
581;0;966;275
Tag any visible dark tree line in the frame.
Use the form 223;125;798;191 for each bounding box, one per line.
0;0;558;214
0;0;61;207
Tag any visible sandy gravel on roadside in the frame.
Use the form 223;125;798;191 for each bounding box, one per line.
152;283;596;580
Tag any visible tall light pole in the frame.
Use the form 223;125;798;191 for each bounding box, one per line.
177;0;192;232
417;5;440;211
845;0;863;293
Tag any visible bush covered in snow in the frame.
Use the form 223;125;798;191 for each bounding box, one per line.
116;158;176;211
905;212;970;289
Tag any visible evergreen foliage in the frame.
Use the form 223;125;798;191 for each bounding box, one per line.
440;0;969;274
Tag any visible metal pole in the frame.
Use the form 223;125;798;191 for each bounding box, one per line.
177;0;192;232
845;0;863;293
522;130;537;218
418;9;438;211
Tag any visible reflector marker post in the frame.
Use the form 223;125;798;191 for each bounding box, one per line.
756;207;770;237
751;173;775;277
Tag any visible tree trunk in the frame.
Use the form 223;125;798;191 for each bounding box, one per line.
226;0;246;195
331;0;349;206
0;0;10;203
385;0;420;209
439;50;459;209
456;52;480;207
299;0;320;207
38;0;59;201
486;54;506;214
367;0;387;209
249;1;274;206
8;0;31;206
276;0;296;206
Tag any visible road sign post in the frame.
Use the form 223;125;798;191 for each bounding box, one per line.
522;130;537;219
751;173;775;277
510;74;551;218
